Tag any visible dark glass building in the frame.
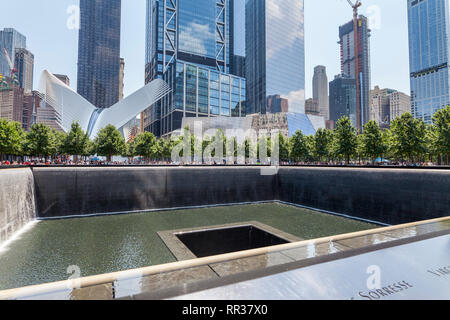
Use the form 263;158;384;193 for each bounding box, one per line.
245;0;305;115
408;0;449;124
329;74;357;129
144;0;246;137
77;0;121;109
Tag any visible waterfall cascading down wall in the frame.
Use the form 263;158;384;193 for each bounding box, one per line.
0;166;449;246
0;168;36;246
31;167;450;225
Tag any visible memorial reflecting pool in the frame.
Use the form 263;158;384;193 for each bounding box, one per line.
0;203;376;290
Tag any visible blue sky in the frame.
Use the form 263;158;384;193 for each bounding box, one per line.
2;0;410;98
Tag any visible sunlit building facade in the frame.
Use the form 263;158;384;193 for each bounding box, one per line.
407;0;450;123
144;0;246;137
39;70;171;139
77;0;122;109
245;0;305;115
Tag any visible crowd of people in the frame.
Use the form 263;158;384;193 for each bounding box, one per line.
0;158;441;167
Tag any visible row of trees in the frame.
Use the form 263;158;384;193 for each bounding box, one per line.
0;106;449;165
284;107;449;165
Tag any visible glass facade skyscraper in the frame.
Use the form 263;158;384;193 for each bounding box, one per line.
77;0;121;109
144;0;246;137
14;48;34;93
0;28;26;79
407;0;449;123
245;0;305;115
329;75;357;129
339;16;371;129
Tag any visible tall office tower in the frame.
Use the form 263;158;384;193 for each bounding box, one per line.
144;0;246;136
313;65;329;120
408;0;450;123
231;0;245;77
77;0;121;109
119;58;125;101
0;28;26;79
14;48;34;93
246;0;305;115
339;15;371;131
329;75;357;129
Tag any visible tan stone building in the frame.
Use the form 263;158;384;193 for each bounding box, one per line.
370;86;410;128
390;91;411;121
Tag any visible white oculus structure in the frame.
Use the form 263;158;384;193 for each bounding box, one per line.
38;70;172;139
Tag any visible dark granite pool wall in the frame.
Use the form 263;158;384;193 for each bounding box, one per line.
278;167;450;225
31;167;449;224
32;167;279;218
0;168;36;245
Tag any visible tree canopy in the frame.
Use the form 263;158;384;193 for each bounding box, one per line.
94;125;126;162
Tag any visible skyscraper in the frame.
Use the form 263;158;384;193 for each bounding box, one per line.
408;0;449;123
14;48;34;93
329;74;357;129
144;0;246;136
339;15;371;131
313;65;329;120
0;28;26;79
77;0;121;109
245;0;305;115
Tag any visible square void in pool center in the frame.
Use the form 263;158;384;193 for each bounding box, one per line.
158;222;302;261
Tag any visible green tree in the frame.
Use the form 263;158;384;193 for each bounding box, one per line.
333;116;358;164
431;106;450;164
82;139;96;160
361;120;386;164
278;133;290;162
133;132;158;162
290;130;308;163
313;128;332;163
160;137;176;161
0;119;24;159
50;130;66;160
389;113;427;163
305;135;315;163
94;125;126;162
122;138;136;160
63;122;90;162
24;123;55;159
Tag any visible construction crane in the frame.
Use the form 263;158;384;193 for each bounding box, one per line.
2;48;19;86
3;48;17;78
346;0;363;133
